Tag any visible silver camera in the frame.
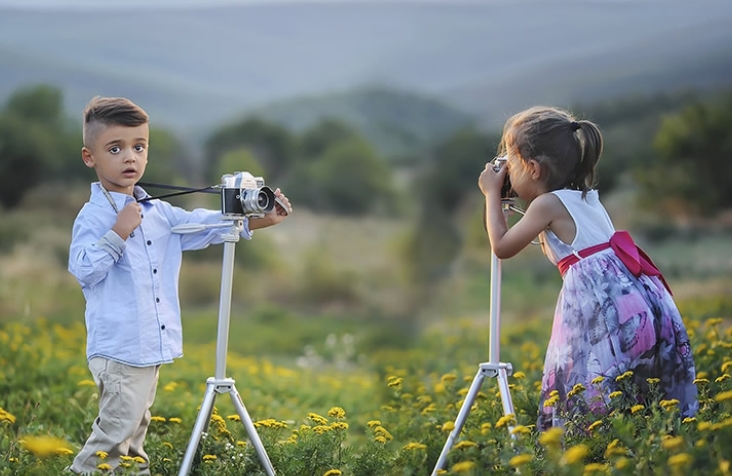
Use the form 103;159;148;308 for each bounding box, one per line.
491;156;515;199
220;172;275;218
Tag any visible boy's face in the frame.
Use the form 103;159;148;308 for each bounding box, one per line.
82;123;149;195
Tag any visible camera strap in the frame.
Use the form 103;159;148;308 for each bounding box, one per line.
135;182;220;203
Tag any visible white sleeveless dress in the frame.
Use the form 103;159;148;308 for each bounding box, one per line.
536;190;697;430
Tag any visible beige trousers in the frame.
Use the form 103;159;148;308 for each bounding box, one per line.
71;357;160;475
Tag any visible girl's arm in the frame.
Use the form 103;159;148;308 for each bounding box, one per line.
484;193;557;259
479;162;559;259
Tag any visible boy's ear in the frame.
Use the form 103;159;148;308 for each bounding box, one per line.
81;147;95;169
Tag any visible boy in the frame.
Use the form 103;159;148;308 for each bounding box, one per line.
68;96;291;475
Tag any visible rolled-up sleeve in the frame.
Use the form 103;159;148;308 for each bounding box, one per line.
69;215;126;287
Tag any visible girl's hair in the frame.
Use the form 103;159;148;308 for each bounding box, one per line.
498;106;603;196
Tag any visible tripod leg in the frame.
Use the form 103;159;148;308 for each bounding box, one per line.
431;368;485;476
497;368;517;438
178;384;217;476
229;385;276;476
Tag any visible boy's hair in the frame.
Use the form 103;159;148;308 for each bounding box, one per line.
82;96;149;148
499;106;604;196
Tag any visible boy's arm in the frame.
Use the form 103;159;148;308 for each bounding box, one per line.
68;214;126;287
249;188;291;230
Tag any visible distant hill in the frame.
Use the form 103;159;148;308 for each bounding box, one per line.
1;0;731;140
247;86;474;158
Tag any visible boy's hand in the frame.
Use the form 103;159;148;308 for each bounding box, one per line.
112;202;142;239
479;161;508;197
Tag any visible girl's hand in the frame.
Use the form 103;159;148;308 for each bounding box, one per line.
479;161;508;196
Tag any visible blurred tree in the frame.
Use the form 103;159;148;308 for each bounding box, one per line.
204;117;294;183
0;114;47;208
145;127;188;185
298;118;360;161
637;90;732;217
5;84;64;126
302;138;395;215
214;148;265;183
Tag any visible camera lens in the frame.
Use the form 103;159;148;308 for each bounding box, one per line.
257;191;270;210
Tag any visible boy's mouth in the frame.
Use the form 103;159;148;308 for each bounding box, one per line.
122;168;137;176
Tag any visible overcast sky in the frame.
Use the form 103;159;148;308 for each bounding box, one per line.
0;0;487;7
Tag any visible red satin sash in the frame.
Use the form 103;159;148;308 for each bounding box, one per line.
556;230;672;295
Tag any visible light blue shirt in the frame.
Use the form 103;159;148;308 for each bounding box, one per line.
68;183;252;367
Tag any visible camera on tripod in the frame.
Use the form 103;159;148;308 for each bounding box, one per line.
220;172;276;218
492;156;516;199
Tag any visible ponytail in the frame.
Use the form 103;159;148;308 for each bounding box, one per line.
573;120;603;197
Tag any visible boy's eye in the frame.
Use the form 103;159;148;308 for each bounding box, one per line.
109;146;121;154
134;144;145;152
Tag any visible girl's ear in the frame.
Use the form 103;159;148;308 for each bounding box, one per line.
527;159;542;180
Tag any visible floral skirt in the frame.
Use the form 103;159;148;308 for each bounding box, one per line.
537;250;698;430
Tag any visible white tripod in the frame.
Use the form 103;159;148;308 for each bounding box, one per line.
174;219;276;476
431;201;521;475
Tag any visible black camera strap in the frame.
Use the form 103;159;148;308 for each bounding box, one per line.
136;182;220;203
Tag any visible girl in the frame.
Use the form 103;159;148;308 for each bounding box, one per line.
478;106;697;430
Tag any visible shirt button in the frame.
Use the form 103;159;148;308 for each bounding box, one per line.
161;325;166;330
156;298;160;303
147;240;152;245
153;269;157;274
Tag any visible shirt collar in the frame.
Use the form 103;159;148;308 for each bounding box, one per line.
90;182;151;210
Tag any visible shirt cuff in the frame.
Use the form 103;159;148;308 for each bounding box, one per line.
97;230;126;261
240;217;253;240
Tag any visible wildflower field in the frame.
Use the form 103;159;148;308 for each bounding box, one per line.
1;295;731;476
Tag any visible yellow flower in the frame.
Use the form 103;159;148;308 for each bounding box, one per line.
539;427;564;447
591;376;605;384
453;440;477;450
631;404;644;414
374;426;393;440
202;454;217;461
568;383;587;397
387;376;403;387
660;399;680;410
615;457;630;469
227;414;241;421
668;453;693;467
543;395;560;407
561;444;590;465
451;461;476;472
646;378;661;385
512;371;526;379
323;470;342;476
587;420;603;432
682;417;697;424
441;373;457;382
327;407;346;419
375;435;387;444
715;390;732;403
95;451;108;459
168;417;182;424
307;413;329;425
0;408;16;424
56;448;74;455
715;374;731;383
20;435;73;458
604;439;627;458
722;362;732;373
97;463;112;471
151;416;166;423
584;463;608;474
403;442;427;451
367;420;381;428
609;391;623;399
693;378;710;385
661;436;685;451
77;379;96;387
509;454;533;467
510;425;531;436
441;421;455;432
495;414;515;428
163;442;173;449
616;371;634;382
330;422;348;430
698;421;712;431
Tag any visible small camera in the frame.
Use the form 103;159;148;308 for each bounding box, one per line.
220;172;276;218
492;156;516;199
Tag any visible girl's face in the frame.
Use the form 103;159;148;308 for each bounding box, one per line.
506;151;545;202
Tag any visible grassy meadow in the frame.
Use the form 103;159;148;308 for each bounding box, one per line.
1;190;732;475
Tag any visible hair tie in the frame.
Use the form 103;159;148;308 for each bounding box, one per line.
570;121;580;132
